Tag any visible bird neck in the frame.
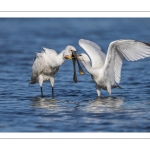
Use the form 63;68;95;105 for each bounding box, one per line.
81;61;93;75
55;52;65;66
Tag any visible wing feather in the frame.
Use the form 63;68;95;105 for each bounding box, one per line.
104;40;150;84
79;39;106;68
42;47;58;58
30;53;46;82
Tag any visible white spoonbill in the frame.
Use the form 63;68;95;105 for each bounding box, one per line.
78;39;150;97
30;45;84;99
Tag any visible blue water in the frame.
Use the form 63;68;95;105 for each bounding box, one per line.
0;18;150;132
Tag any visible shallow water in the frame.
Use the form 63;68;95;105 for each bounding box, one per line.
0;18;150;132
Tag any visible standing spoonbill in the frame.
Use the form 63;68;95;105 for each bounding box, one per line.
78;39;150;97
30;45;84;99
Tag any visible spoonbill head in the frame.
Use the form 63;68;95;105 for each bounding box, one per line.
63;45;75;59
77;53;91;66
63;45;85;81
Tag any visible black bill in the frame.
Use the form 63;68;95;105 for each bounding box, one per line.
72;56;78;83
72;51;85;75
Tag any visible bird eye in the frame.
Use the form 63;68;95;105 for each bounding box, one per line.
79;54;82;56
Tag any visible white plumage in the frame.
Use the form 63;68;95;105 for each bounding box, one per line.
78;39;150;97
30;45;76;98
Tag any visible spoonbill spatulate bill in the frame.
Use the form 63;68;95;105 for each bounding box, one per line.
78;39;150;97
30;45;83;99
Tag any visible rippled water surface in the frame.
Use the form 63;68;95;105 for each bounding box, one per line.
1;18;150;132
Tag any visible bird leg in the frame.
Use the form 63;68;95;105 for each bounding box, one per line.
52;87;54;99
96;85;101;97
38;75;44;98
40;87;44;98
50;77;55;99
107;84;112;96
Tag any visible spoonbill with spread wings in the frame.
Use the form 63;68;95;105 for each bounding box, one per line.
78;39;150;97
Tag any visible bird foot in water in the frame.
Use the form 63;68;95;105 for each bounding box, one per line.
96;96;102;100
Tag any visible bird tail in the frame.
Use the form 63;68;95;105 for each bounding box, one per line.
29;78;36;84
113;83;122;89
29;80;33;84
117;85;122;89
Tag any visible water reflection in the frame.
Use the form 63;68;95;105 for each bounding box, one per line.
31;97;79;112
81;96;124;113
31;97;60;109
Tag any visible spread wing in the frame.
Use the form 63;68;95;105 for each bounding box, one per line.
79;39;106;68
104;40;150;84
